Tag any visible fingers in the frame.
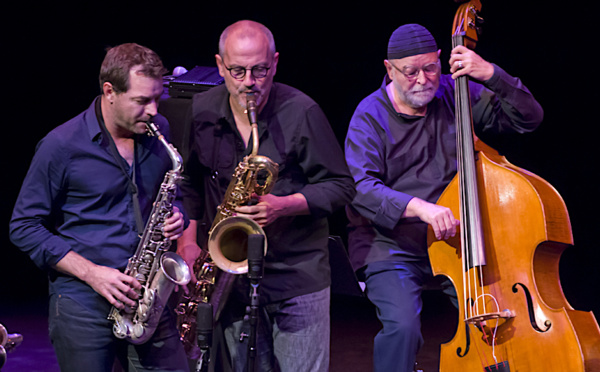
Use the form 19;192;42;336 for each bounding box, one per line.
449;45;494;81
87;265;142;309
108;288;137;309
176;241;203;288
432;212;459;241
409;199;458;241
234;204;259;215
235;204;270;227
108;274;143;309
449;46;469;79
163;208;184;240
442;213;459;240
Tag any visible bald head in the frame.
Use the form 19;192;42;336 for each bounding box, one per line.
215;20;279;113
218;20;276;58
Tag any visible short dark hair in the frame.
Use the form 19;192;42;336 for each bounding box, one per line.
99;43;167;94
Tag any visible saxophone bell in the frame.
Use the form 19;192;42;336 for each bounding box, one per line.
208;216;267;274
0;323;23;369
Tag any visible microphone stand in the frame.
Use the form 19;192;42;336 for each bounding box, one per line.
246;234;264;372
195;301;213;372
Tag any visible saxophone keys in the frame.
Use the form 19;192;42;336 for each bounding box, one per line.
133;323;146;339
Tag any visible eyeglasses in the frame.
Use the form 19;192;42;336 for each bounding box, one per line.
222;61;271;80
390;61;440;80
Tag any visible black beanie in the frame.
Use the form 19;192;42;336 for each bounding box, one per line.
387;24;438;60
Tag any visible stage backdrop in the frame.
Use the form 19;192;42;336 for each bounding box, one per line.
3;2;598;316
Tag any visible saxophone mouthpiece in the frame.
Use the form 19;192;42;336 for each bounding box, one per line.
145;118;167;143
145;118;159;136
246;93;258;125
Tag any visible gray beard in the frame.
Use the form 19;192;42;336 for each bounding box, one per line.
401;85;436;109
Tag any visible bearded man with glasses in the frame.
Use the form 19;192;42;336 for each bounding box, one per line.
177;20;355;372
344;23;543;372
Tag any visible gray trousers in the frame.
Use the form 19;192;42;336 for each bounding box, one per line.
222;287;330;372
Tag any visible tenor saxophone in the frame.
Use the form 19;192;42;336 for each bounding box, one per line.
108;119;191;345
175;92;278;360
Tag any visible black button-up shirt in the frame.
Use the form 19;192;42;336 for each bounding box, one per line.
181;83;355;303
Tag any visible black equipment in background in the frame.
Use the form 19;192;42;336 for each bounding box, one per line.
159;66;224;162
167;66;224;99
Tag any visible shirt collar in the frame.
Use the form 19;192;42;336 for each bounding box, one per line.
88;95;153;155
87;95;104;143
219;84;273;142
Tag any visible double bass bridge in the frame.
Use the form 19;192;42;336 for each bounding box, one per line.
465;309;515;325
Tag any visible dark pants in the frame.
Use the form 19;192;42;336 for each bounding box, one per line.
364;260;455;372
49;293;188;372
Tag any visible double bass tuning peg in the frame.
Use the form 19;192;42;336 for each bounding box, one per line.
468;8;484;35
474;14;485;28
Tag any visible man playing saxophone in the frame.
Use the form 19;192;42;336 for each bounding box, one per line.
177;20;355;372
9;43;189;372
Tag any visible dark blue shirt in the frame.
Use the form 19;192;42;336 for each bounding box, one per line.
345;65;544;271
10;97;179;307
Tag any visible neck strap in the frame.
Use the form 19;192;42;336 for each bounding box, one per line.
94;97;144;235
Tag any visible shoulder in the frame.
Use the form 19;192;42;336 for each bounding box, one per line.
349;86;393;133
29;109;93;176
269;83;319;112
191;85;229;122
192;84;228;106
40;106;94;152
354;87;388;114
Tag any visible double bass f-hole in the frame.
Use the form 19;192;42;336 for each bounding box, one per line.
511;283;551;332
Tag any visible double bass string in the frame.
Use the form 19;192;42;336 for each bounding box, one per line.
452;31;482;325
452;28;504;365
432;1;600;370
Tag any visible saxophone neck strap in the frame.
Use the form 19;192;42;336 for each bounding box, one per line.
94;97;145;235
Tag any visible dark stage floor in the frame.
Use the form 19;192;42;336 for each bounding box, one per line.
0;292;455;372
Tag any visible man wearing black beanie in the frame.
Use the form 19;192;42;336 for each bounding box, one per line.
344;23;543;371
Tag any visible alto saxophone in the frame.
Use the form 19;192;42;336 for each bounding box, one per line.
108;119;191;345
176;93;278;361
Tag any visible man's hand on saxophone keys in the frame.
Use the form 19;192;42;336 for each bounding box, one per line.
163;206;185;240
234;193;310;227
87;266;142;310
176;219;203;295
53;250;143;310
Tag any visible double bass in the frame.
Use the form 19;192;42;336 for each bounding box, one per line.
428;1;600;370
